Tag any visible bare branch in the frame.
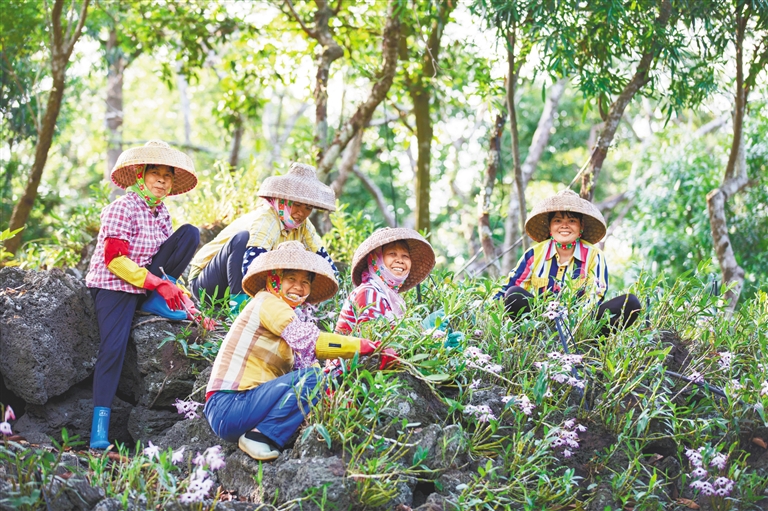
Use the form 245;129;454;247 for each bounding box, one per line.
283;0;316;38
352;166;396;227
64;0;91;57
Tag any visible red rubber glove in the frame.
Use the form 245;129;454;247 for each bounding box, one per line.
379;347;399;370
359;339;381;356
144;273;185;311
180;294;217;331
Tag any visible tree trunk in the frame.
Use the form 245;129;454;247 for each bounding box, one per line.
105;27;126;188
229;117;244;171
4;0;90;255
315;1;400;182
501;78;566;273
177;68;192;145
579;0;672;201
477;113;507;278
505;32;527;256
312;1;344;162
413;89;432;234
400;1;455;235
706;10;755;312
330;129;363;197
315;129;364;235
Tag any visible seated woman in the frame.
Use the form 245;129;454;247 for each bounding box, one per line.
496;189;641;336
204;241;394;461
335;228;435;334
188;162;338;311
85;140;201;449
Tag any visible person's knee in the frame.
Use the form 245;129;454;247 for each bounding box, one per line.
232;230;249;248
504;286;531;315
625;293;641;312
177;224;201;245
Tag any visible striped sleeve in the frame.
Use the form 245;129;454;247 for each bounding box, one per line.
494;248;536;300
247;207;282;249
589;250;609;303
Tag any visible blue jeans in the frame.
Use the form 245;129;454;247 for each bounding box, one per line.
204;368;322;447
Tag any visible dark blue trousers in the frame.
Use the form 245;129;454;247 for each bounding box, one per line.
204;368;322;447
190;230;248;302
90;224;199;408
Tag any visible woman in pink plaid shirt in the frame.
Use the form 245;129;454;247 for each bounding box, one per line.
85;141;201;449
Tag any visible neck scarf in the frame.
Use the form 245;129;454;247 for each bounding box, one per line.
267;198;300;231
127;165;168;208
361;247;408;317
552;237;581;250
266;269;308;308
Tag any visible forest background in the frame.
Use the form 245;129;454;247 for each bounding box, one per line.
1;0;767;311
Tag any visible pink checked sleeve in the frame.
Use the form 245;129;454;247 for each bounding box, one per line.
281;319;321;369
100;198;135;242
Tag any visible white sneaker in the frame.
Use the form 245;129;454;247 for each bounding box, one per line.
238;432;280;461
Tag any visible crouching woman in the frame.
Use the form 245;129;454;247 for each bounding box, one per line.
204;241;391;461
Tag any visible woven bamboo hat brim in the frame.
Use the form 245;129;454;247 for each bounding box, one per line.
241;240;339;303
258;162;336;211
525;189;607;244
351;228;435;292
111;140;198;195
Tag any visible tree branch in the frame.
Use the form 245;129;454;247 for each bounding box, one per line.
352;166;396;227
316;0;400;181
283;0;316;38
64;0;91;57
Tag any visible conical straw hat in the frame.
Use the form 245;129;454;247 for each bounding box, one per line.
525;189;607;244
258;162;336;211
111;140;198;195
241;240;339;303
351;228;435;292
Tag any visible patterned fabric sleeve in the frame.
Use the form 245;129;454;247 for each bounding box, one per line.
242;246;268;277
281;318;321;369
586;250;609;304
334;284;392;333
494;248;535;300
100;199;135;242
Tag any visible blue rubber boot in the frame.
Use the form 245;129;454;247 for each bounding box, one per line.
140;275;187;320
90;407;111;449
229;293;250;314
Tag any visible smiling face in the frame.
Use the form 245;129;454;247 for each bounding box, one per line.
144;165;175;198
290;201;313;224
280;270;312;302
381;241;411;277
549;212;582;245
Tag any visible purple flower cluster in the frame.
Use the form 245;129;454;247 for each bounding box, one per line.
688;371;705;384
463;404;496;422
717;352;732;370
761;381;768;397
551;419;587;458
685;447;734;498
173;398;203;420
181;446;226;503
503;394;535;415
542;301;564;321
465;347;502;374
534;352;585;390
0;405;15;436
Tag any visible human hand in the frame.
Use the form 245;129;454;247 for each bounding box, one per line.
155;280;185;310
359;338;381;356
379;347;399;370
